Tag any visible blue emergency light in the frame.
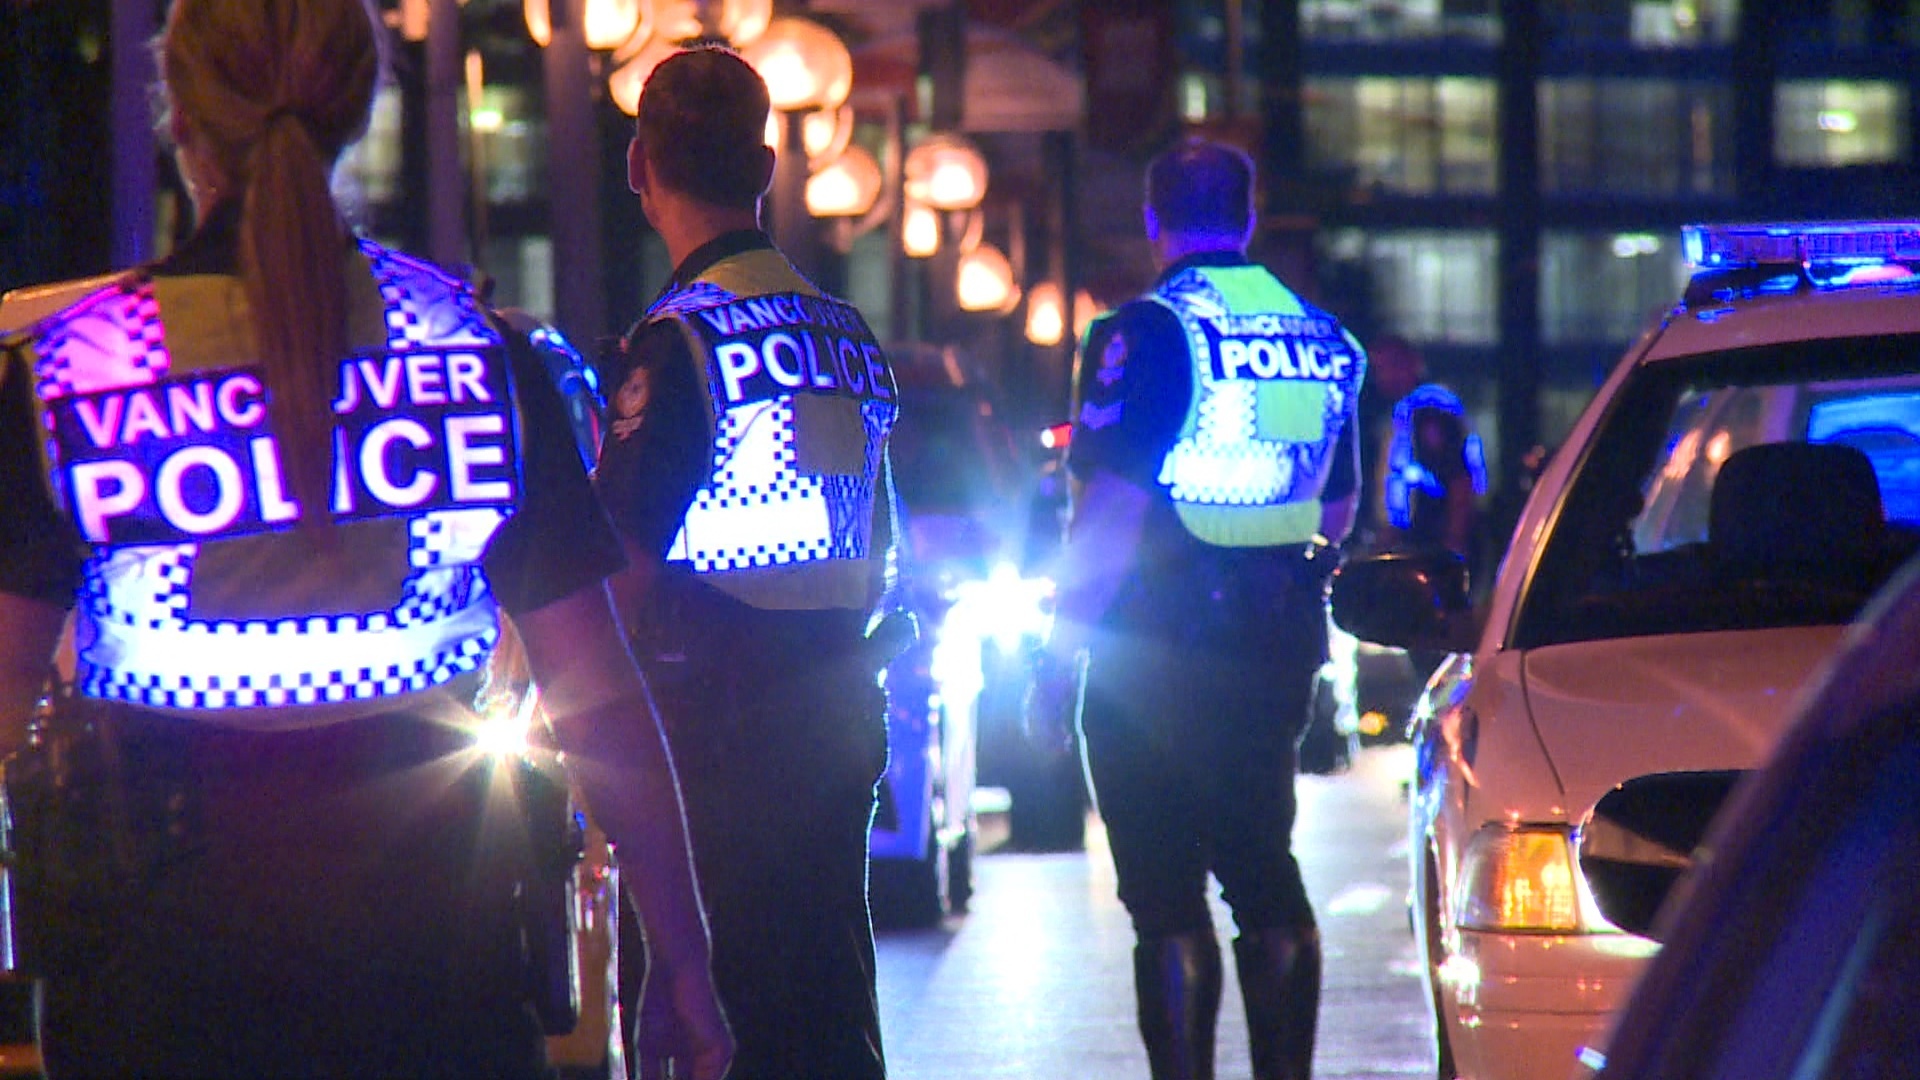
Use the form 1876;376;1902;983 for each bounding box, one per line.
1684;221;1920;269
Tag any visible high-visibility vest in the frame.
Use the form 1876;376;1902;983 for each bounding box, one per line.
1136;263;1366;547
648;248;898;612
12;239;521;718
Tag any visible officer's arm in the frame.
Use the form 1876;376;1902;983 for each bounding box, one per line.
513;587;715;972
1048;467;1151;661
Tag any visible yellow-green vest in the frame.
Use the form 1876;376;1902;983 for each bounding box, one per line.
1144;263;1366;547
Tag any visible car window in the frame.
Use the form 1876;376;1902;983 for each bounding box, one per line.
1513;336;1920;648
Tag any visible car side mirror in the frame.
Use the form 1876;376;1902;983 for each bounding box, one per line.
1329;549;1475;653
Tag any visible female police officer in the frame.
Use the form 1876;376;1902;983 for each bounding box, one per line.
0;1;729;1076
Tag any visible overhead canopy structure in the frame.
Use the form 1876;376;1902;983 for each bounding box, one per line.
850;24;1085;133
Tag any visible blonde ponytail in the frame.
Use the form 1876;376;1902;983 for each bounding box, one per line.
159;0;382;534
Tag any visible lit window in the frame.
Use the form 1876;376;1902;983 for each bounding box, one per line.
1539;79;1732;197
1541;232;1690;346
1301;0;1500;43
1324;228;1498;345
1776;81;1910;168
1306;77;1497;196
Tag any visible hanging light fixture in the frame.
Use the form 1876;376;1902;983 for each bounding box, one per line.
741;16;853;113
609;36;683;116
957;242;1019;313
902;201;940;259
582;0;648;52
904;134;988;212
764;106;854;170
1024;281;1065;346
806;145;882;218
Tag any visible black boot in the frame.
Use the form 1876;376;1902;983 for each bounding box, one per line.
1233;926;1321;1080
1133;932;1223;1080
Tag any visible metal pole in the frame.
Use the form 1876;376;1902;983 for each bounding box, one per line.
425;0;466;267
543;0;607;342
111;0;158;267
770;109;819;281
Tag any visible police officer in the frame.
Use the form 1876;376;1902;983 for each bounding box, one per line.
594;47;898;1080
1035;137;1364;1080
1361;334;1485;566
0;2;731;1076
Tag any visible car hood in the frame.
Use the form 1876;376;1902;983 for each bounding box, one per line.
1520;626;1848;816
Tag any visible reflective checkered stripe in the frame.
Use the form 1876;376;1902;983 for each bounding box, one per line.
27;245;517;715
1149;265;1365;548
656;250;897;611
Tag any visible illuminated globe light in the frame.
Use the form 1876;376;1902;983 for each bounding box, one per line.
648;0;773;47
765;106;854;170
806;145;882;217
609;39;683;117
956;242;1019;313
902;201;941;259
1025;280;1065;346
905;134;988;212
742;17;853;113
584;0;647;50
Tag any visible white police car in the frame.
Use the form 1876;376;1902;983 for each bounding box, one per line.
1330;221;1920;1080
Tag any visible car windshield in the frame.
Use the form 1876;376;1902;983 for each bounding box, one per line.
1512;334;1920;648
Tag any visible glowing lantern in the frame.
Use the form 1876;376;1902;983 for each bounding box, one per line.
741;17;852;113
806;145;882;217
1025;281;1065;346
957;243;1019;313
609;38;683;117
902;202;941;259
905;134;988;212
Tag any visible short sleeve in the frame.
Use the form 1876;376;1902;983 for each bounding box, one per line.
592;320;711;559
1066;300;1191;488
0;339;86;607
481;329;627;615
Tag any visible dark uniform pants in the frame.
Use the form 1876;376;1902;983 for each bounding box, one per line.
23;708;550;1080
625;598;890;1080
1080;555;1326;941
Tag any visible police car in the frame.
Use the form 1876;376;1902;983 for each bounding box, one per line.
1330;221;1920;1080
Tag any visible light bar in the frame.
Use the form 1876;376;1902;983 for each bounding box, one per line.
1684;221;1920;269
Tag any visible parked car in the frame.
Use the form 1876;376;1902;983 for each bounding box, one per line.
1578;552;1920;1080
1329;220;1920;1080
869;343;1081;930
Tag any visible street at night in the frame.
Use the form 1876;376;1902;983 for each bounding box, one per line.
876;745;1429;1080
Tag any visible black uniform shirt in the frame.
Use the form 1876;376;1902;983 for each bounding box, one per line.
0;211;622;617
593;229;774;558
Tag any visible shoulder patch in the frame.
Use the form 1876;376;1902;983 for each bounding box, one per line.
1096;331;1127;387
611;363;651;441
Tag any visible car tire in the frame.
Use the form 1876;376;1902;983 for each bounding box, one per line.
946;831;974;916
1006;750;1088;853
868;833;947;931
1422;855;1461;1080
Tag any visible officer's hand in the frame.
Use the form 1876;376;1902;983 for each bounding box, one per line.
634;957;734;1080
1022;650;1085;758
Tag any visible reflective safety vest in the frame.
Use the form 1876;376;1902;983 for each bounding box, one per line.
17;239;522;720
1143;263;1366;547
649;249;898;612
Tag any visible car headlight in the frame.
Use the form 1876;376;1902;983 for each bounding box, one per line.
1454;824;1584;933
